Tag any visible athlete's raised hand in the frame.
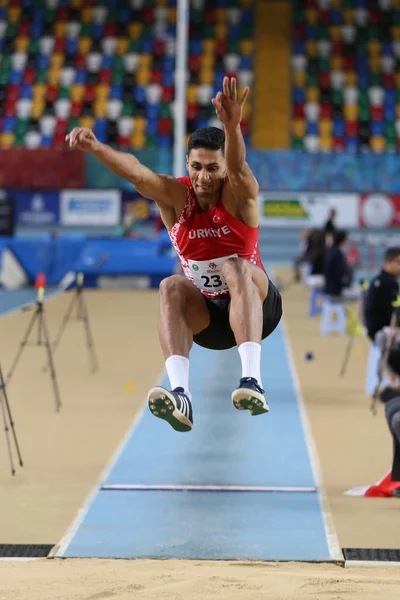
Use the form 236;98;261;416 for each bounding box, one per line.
65;127;98;152
211;76;249;129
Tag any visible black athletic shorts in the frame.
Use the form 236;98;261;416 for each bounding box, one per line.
193;279;283;350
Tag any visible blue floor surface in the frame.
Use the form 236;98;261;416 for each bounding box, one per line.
59;324;337;561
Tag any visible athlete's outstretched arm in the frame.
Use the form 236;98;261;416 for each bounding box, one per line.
65;128;185;206
211;77;259;214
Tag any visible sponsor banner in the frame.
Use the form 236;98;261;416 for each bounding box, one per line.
60;190;121;227
259;192;359;228
0;189;14;235
359;193;400;228
13;190;59;228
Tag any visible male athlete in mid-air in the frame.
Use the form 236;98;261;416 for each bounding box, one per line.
66;77;282;432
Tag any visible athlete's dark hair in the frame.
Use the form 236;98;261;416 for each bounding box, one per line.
187;127;225;155
384;247;400;262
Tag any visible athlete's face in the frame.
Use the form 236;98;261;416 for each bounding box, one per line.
186;148;226;199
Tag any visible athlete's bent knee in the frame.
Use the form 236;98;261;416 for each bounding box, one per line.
222;257;251;284
159;275;187;301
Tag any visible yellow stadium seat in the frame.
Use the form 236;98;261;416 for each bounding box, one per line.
371;136;386;153
305;41;317;58
331;56;343;70
395;74;400;89
292;119;306;137
136;68;151;86
240;0;253;7
293;71;306;87
156;0;168;6
369;55;381;73
319;119;332;136
117;38;129;55
133;117;147;134
31;100;45;120
306;87;319;102
70;85;85;102
345;72;357;87
78;38;92;55
168;8;176;23
368;40;380;55
186;85;198;104
200;54;215;69
54;22;67;38
331;0;342;7
137;54;152;69
343;9;353;24
0;0;7;6
71;0;82;7
94;99;107;119
79;116;94;130
128;23;143;40
396;104;400;119
47;68;60;86
240;40;254;57
33;84;47;100
329;26;341;42
82;7;94;23
320;135;332;152
198;69;214;86
0;133;15;149
394;0;400;8
8;7;21;23
203;39;215;55
95;84;110;100
131;132;146;150
392;26;400;42
215;24;228;39
344;104;358;121
14;37;29;53
50;53;65;69
215;9;228;24
306;9;318;25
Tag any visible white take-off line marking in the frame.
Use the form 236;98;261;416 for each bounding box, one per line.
101;484;317;493
279;316;343;562
54;369;165;558
345;560;400;569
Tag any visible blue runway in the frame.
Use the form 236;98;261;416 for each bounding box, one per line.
56;321;340;562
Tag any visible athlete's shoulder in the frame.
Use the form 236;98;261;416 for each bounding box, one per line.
177;176;193;189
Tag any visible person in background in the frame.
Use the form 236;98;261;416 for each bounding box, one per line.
324;208;337;248
323;229;349;298
364;247;400;343
308;229;326;278
363;247;400;397
378;340;400;485
293;228;310;283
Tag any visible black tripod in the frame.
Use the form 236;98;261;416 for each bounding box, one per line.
0;363;23;476
48;273;98;373
6;287;62;412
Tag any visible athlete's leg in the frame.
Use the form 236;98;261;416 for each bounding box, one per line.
158;274;210;358
147;275;210;432
222;258;270;415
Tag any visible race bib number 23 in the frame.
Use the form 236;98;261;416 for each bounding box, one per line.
188;254;238;293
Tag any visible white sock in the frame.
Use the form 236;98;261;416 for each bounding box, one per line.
238;342;263;388
165;355;191;399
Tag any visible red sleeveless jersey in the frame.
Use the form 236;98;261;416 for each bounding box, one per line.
168;176;265;298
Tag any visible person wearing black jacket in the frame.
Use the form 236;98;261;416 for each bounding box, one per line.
378;342;400;484
323;230;350;297
364;247;400;342
364;247;400;397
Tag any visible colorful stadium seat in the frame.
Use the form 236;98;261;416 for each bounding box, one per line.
291;0;400;152
0;0;254;148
